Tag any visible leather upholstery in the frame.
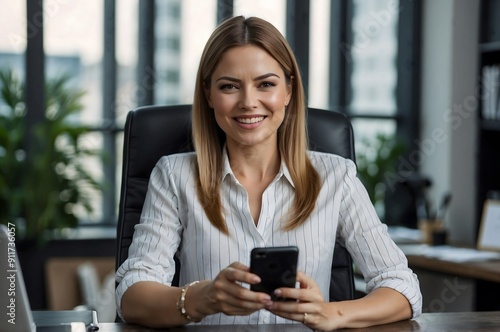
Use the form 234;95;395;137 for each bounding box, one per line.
116;105;356;302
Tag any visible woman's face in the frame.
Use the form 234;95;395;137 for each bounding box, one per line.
204;45;292;149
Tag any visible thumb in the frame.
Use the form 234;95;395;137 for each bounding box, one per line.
296;271;317;290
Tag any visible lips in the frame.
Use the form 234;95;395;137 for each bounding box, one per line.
235;116;265;124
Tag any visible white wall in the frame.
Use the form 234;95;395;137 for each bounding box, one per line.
420;0;479;245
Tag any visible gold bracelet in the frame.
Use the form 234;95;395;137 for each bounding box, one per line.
176;281;200;322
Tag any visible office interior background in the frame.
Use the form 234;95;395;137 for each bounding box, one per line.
1;0;499;319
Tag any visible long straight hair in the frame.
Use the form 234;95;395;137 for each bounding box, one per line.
192;16;320;234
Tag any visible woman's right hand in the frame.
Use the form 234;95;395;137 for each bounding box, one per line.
191;262;273;317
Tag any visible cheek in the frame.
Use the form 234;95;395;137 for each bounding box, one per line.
267;94;281;106
213;108;233;132
264;90;288;108
210;92;236;111
213;109;226;125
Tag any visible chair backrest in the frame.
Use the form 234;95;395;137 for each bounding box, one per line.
116;105;355;302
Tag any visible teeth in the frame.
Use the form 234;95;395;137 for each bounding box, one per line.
237;117;264;124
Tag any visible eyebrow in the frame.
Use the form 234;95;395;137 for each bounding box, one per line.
215;73;281;83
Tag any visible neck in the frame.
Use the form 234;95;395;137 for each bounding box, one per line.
226;141;280;183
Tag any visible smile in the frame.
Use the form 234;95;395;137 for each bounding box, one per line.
235;116;265;124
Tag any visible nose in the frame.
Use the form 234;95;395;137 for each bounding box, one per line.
239;87;258;110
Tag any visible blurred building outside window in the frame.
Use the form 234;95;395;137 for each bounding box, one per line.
0;0;406;226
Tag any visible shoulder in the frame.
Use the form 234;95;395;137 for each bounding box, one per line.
307;150;356;175
157;152;197;166
155;152;197;175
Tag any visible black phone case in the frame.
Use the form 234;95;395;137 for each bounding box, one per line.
249;246;298;301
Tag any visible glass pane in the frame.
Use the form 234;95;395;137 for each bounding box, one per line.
308;0;331;109
352;118;396;160
233;0;287;34
352;118;398;218
116;0;139;126
349;0;399;115
44;1;104;126
43;2;107;224
155;0;217;105
0;2;26;75
73;132;104;223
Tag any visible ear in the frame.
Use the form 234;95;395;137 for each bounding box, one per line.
203;81;214;108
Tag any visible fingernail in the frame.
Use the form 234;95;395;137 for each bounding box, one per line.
260;294;271;302
252;276;261;283
274;289;282;296
265;301;274;309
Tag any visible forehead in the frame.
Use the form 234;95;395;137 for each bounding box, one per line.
213;45;284;75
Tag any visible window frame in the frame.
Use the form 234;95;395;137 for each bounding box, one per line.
23;0;421;226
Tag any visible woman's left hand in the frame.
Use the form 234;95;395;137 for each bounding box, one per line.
265;271;336;331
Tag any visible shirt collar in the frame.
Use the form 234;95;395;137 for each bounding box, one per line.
221;146;233;181
221;145;295;188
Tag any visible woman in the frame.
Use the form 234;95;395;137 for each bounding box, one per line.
116;16;422;331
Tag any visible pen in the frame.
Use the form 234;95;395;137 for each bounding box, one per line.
88;322;99;331
88;311;99;331
437;192;452;220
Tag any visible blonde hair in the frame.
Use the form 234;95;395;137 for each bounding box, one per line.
192;16;320;234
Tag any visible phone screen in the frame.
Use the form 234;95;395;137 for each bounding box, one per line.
249;246;298;301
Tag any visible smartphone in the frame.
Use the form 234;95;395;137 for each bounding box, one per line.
249;246;299;301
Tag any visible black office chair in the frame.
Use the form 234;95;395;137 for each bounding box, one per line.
116;105;356;302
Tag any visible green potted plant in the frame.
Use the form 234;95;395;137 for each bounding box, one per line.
0;69;102;242
356;132;406;219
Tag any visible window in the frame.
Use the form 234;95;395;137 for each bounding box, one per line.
41;1;139;223
0;2;26;75
8;0;419;227
154;0;217;105
233;0;286;33
309;0;331;108
349;0;400;144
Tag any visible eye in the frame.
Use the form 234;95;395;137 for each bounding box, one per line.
260;81;276;88
219;83;238;90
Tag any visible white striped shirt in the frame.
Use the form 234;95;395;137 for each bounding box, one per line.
115;150;422;324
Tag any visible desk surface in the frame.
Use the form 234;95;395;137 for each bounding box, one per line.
97;312;500;331
396;244;500;283
388;228;500;283
406;254;500;283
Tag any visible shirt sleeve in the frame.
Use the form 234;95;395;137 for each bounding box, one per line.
336;159;422;319
115;156;183;320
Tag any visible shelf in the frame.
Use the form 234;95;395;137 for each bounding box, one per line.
477;0;500;248
480;41;500;53
481;119;500;131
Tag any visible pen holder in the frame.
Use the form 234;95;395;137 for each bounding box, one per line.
418;219;445;245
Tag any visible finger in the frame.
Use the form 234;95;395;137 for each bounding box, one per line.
228;261;250;272
273;287;323;304
296;271;315;290
267;309;302;322
212;269;272;305
212;284;270;315
214;279;271;303
223;263;261;285
219;296;268;314
268;304;318;323
227;262;271;287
